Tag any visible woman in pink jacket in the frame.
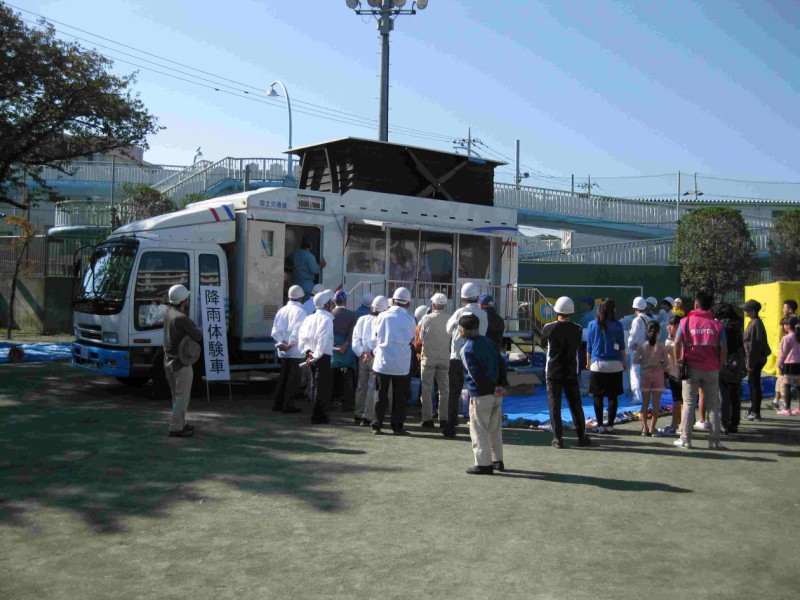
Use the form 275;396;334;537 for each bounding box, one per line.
776;316;800;416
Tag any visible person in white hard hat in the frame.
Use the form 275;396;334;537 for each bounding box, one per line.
270;285;308;414
658;297;675;343
673;298;685;317
417;292;451;428
371;287;416;435
541;296;591;448
303;283;326;316
355;291;375;320
163;284;202;438
627;296;653;407
298;289;336;424
443;282;488;437
352;295;389;426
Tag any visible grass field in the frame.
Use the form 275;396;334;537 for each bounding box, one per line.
1;363;799;600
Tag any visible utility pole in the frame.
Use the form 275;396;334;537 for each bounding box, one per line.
571;174;574;195
676;170;681;223
514;139;529;188
682;171;703;204
347;0;429;142
453;128;482;157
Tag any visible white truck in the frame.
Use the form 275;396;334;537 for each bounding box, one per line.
70;138;545;395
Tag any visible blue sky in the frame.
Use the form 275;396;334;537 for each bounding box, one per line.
11;0;800;200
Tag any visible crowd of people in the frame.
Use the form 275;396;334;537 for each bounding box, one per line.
159;279;797;470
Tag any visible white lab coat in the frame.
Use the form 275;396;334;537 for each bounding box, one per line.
298;309;334;360
372;306;415;376
352;313;378;358
271;300;307;359
302;297;316;316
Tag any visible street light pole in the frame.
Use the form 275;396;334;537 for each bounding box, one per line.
268;80;294;181
346;0;429;142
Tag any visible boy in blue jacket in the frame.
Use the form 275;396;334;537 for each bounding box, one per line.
459;313;508;475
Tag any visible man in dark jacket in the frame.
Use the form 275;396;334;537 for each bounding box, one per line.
479;294;505;350
459;313;508;475
714;303;744;434
743;299;770;421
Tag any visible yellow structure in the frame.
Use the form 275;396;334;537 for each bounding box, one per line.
743;281;800;376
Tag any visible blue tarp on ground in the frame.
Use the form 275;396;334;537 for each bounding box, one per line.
0;342;73;364
502;377;777;425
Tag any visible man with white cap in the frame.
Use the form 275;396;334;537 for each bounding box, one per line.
303;283;326;316
298;289;336;424
417;292;451;428
628;296;653;406
371;287;416;435
352;295;389;426
658;297;675;342
673;298;685;317
163;284;202;438
271;284;308;414
354;291;375;320
443;282;488;437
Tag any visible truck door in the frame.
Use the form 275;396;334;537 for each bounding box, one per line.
242;221;285;350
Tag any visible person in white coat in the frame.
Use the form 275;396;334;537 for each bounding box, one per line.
302;283;326;316
417;292;450;428
351;295;389;426
271;285;308;414
298;289;335;424
443;282;488;438
627;296;653;406
371;287;416;435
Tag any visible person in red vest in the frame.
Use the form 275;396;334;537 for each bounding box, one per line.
672;291;728;450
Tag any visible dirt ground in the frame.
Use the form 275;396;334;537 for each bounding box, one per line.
1;362;799;600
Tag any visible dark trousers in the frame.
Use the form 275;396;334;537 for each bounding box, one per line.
274;357;302;410
720;380;741;431
333;367;356;410
593;395;618;427
748;362;765;416
447;358;464;427
547;378;587;442
373;373;409;430
782;383;799;410
310;354;332;418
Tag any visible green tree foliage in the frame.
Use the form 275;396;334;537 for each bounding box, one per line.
673;207;757;299
0;5;160;209
119;184;172;224
768;209;800;281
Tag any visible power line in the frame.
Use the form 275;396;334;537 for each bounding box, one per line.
697;174;800;185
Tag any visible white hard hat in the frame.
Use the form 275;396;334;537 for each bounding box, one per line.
168;284;191;304
431;292;448;306
674;297;682;304
461;282;480;300
360;292;375;307
662;296;675;306
414;305;429;322
288;285;305;300
393;287;411;303
313;289;334;309
554;296;575;315
646;296;658;307
311;283;325;294
632;296;647;310
371;295;389;312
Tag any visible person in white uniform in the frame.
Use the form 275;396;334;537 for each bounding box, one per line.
371;287;416;435
627;296;653;407
351;295;389;426
298;289;335;424
417;292;451;429
271;285;308;413
443;282;488;438
302;283;326;316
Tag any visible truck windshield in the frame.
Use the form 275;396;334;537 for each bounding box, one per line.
73;241;138;314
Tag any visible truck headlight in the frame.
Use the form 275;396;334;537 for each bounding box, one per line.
102;332;119;344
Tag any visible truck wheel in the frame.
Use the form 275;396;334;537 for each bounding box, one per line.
151;356;171;400
115;376;149;388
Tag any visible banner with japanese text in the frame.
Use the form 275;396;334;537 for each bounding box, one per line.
200;285;230;381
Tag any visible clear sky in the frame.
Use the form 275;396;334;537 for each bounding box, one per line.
10;0;800;201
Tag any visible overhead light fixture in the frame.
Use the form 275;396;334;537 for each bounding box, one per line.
367;0;381;7
393;0;407;7
345;0;359;8
415;0;428;9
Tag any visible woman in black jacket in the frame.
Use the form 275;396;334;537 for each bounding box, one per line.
714;303;745;434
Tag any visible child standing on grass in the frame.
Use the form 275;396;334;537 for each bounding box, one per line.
660;315;683;436
634;320;669;436
776;316;800;416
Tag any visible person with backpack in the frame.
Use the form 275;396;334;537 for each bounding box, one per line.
714;303;745;433
742;299;770;422
672;291;728;450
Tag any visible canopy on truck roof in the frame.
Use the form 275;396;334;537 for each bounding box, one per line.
285;137;504;207
111;202;236;243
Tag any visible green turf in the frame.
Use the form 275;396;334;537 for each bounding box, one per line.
1;363;798;599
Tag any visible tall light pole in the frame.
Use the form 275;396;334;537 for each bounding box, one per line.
346;0;429;142
268;80;294;181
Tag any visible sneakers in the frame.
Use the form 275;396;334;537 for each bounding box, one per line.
658;425;676;436
168;424;194;438
745;412;762;421
577;436;592;447
492;460;505;472
673;438;692;449
694;421;708;431
777;408;793;416
602;426;614;434
360;418;371;427
551;439;564;449
707;440;724;450
465;465;494;475
419;420;435;429
792;408;800;416
653;429;668;437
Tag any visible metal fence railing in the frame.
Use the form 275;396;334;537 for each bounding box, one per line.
0;235;102;278
37;161;186;186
